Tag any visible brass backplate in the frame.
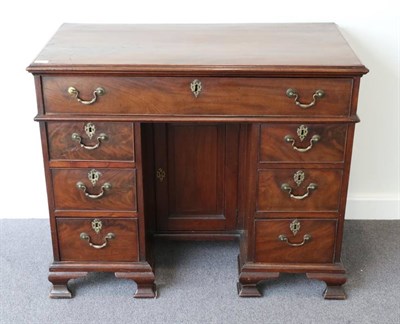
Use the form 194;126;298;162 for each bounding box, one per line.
293;170;305;187
290;219;301;236
91;219;102;234
156;168;166;182
88;169;101;186
297;125;308;142
190;79;202;97
84;122;96;139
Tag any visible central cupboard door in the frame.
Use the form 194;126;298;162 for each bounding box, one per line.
154;124;239;232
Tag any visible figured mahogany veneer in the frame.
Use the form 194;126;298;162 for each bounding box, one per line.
254;219;337;263
52;168;137;211
28;23;368;300
42;77;352;117
154;123;239;232
57;218;139;262
47;122;135;161
260;124;347;163
257;169;343;212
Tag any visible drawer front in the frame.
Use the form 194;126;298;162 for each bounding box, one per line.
57;218;139;262
42;76;352;116
255;219;336;263
257;169;343;212
260;124;347;162
48;122;134;161
52;168;137;211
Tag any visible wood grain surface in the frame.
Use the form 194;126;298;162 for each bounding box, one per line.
47;122;134;161
57;218;139;262
52;168;137;211
42;76;352;116
254;219;336;263
28;23;367;75
259;124;347;162
27;23;368;299
257;169;343;212
154;123;239;231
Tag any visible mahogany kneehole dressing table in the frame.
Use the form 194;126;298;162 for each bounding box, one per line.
27;23;368;299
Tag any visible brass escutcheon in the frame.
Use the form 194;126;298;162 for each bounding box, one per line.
190;79;202;97
88;169;101;186
84;122;96;139
91;219;103;234
289;219;301;236
293;170;305;187
156;168;166;182
297;125;308;142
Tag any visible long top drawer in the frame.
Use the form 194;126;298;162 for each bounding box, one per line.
42;76;353;117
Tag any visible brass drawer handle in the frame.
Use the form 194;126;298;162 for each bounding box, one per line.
80;232;115;249
71;132;108;150
284;134;320;152
281;183;317;200
67;86;105;105
278;234;312;247
76;181;112;199
286;88;325;109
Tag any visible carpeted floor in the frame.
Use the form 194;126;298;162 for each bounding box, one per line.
0;220;399;324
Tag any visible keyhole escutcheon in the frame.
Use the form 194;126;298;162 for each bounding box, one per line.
190;79;202;98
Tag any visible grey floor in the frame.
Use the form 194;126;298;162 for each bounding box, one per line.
0;220;399;324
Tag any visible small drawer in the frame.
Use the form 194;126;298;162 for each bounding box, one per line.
57;218;139;262
257;169;343;212
47;122;134;161
42;76;352;116
255;219;336;263
52;168;137;211
260;124;347;162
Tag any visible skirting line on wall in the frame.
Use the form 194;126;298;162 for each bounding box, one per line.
346;196;400;220
2;196;399;220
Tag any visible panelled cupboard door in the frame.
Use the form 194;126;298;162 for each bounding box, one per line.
154;123;239;232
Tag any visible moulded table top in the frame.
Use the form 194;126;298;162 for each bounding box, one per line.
27;23;368;75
